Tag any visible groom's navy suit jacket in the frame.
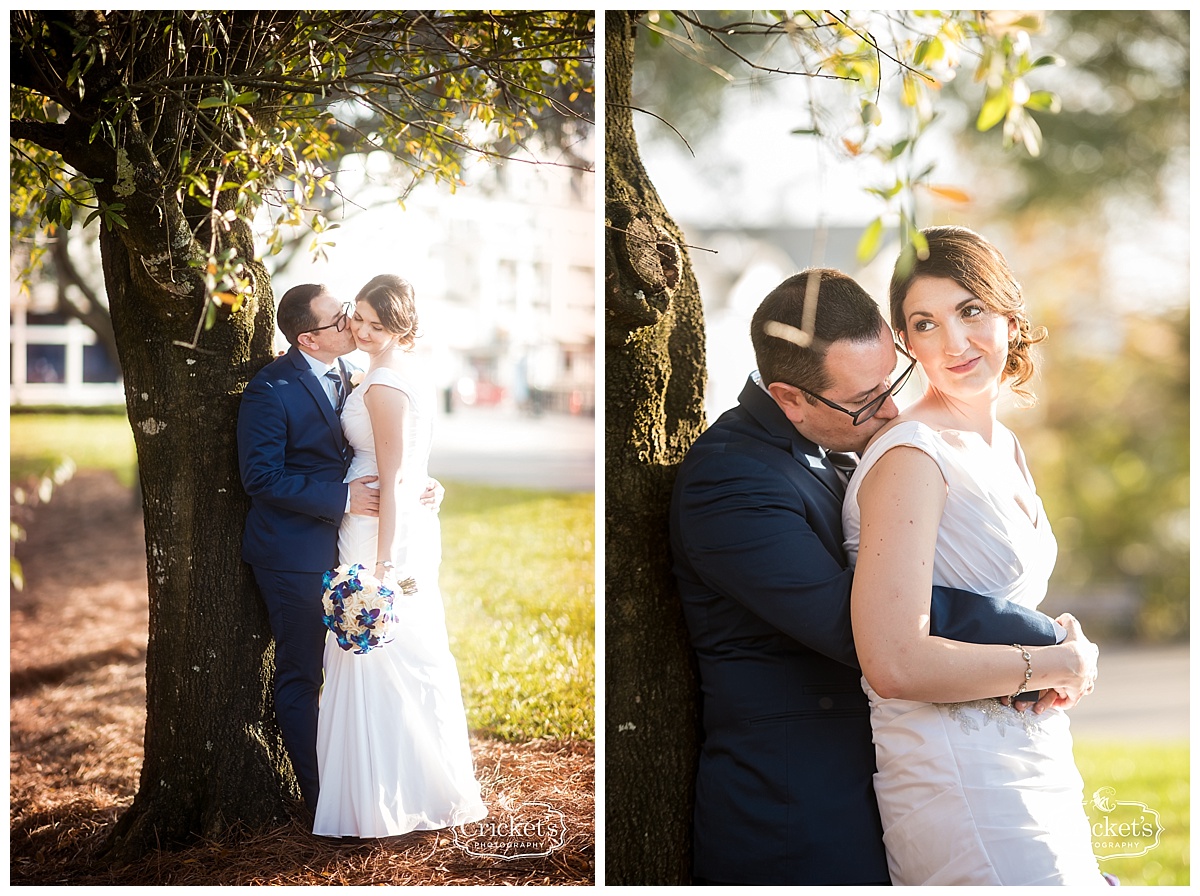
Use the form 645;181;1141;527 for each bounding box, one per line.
669;377;1060;885
239;346;352;573
237;345;355;809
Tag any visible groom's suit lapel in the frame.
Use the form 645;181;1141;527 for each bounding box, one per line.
738;377;846;499
286;346;345;447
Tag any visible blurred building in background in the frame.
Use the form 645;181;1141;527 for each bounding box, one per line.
9;146;595;418
267;147;596;419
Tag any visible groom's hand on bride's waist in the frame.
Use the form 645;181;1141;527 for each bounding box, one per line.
349;476;380;516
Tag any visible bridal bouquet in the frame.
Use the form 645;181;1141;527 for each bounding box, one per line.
321;563;400;654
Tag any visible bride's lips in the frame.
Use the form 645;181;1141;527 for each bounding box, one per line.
948;356;981;374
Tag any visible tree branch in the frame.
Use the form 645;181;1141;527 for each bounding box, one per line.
10;120;74;155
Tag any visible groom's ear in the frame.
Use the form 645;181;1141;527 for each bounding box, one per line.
767;382;809;424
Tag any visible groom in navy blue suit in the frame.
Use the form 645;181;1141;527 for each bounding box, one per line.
670;270;1069;885
237;284;379;812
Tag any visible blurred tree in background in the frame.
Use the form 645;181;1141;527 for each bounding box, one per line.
947;10;1189;641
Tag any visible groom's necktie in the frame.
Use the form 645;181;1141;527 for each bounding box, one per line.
324;367;346;413
825;451;858;485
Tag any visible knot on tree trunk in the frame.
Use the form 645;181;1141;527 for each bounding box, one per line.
623;214;681;293
606;206;682;342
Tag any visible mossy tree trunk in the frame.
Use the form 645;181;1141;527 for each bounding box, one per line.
17;16;299;858
98;216;290;861
604;10;708;884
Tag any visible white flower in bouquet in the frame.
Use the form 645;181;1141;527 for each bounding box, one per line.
321;563;402;654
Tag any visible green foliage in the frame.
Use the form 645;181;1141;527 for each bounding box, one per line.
1075;740;1190;886
954;10;1189;213
632;10;1057;266
10;10;595;304
440;484;595;741
1016;308;1189;641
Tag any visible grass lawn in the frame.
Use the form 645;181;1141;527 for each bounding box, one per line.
439;483;594;741
10;411;596;743
1075;739;1189;886
11;410;138;486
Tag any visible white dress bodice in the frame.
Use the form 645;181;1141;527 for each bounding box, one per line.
841;419;1100;886
314;361;485;838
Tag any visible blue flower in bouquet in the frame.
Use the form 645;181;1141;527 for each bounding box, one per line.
320;562;402;654
356;606;382;629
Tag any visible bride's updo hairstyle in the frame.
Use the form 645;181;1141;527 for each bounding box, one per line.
889;225;1046;404
356;274;419;347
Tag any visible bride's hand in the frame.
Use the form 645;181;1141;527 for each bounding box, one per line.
374;560;397;584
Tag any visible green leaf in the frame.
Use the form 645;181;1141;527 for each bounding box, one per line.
976;86;1011;132
914;37;945;67
856;217;885;264
1024;90;1060;113
910;226;929;261
886;138;911;161
197;96;225;109
232;91;259;105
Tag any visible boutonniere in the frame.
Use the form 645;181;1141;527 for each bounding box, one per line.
349;370;365;390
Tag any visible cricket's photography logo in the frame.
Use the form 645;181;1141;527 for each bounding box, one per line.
1084;786;1164;860
453;797;567;860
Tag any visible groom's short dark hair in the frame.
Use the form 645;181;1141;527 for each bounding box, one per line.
277;283;329;344
751;269;885;395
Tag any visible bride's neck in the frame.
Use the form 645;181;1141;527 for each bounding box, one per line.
917;389;999;444
367;346;411;372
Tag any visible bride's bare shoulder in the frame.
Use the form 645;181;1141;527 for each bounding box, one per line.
862;409;939;451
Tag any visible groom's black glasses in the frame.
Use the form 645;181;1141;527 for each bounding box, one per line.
304;302;352;334
799;344;917;426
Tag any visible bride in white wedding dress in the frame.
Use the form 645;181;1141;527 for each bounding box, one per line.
313;274;487;838
843;227;1105;885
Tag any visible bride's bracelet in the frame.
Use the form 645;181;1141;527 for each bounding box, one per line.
1010;643;1033;700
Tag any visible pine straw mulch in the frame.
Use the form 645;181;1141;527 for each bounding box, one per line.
11;470;595;885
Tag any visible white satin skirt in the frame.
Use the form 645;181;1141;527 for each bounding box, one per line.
866;684;1104;885
313;511;487;838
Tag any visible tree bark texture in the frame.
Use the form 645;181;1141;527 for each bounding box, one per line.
98;217;292;861
604;11;708;885
12;11;301;859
